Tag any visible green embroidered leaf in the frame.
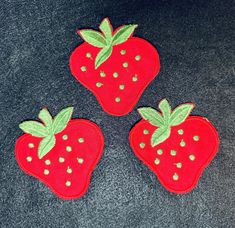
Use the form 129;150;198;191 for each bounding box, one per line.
99;18;113;42
138;107;164;127
19;121;48;137
52;107;73;134
38;135;56;159
79;30;107;48
159;99;171;125
38;108;53;127
151;127;171;147
170;104;194;126
112;24;138;46
95;45;113;69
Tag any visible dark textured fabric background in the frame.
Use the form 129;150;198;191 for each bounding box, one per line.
0;0;234;227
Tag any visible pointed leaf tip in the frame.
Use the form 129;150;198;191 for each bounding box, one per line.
19;121;48;137
38;135;56;159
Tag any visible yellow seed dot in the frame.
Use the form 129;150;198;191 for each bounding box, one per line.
178;129;184;135
78;138;84;143
66;146;72;152
170;150;177;156
173;173;179;181
77;158;84;164
115;97;121;102
120;50;126;55
140;142;145;148
157;149;163;155
86;52;91;58
119;84;125;90
100;71;106;77
44;169;49;175
65;181;71;187
81;66;86;72
176;162;182;168
193;135;199;141
132;75;138;82
62;134;68;140
96;82;103;87
113;72;119;78
154;158;160;165
123;62;128;68
67;167;72;174
180;140;186;147
59;157;65;163
143;129;149;135
45;160;51;165
28;143;34;148
26;156;32;162
189;155;196;161
135;55;141;61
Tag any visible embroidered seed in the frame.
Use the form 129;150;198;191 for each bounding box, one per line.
100;71;106;77
65;181;71;187
123;62;128;68
66;146;72;152
143;129;149;135
154;158;160;165
120;50;126;55
170;150;177;156
193;135;199;141
173;173;179;181
115;97;121;102
135;55;141;61
119;85;125;90
77;158;84;164
180;140;186;147
96;82;103;88
140;142;145;148
86;52;91;58
189;155;196;161
157;149;163;155
26;156;32;162
44;169;49;175
45;160;51;165
81;66;86;72
67;167;72;174
132;75;138;82
59;157;65;163
62;134;68;140
28;143;34;148
78;138;84;143
178;129;184;135
113;72;118;78
176;163;182;168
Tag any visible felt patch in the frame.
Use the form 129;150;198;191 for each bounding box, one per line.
15;107;104;200
129;99;219;194
70;18;160;116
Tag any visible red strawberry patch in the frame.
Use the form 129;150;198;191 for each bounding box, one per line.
129;99;219;194
70;18;160;116
15;107;104;200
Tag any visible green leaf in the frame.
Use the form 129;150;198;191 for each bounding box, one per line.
99;18;113;43
170;104;194;126
138;107;164;127
159;99;171;125
151;127;171;147
79;30;107;48
19;121;48;137
112;24;138;46
52;107;73;134
38;135;56;159
38;108;53;127
95;45;113;69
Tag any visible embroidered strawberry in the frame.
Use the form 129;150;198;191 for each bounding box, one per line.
70;18;160;116
129;99;219;193
15;107;104;200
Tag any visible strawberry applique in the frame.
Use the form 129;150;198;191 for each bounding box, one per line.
70;18;160;116
129;99;219;194
15;107;104;200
